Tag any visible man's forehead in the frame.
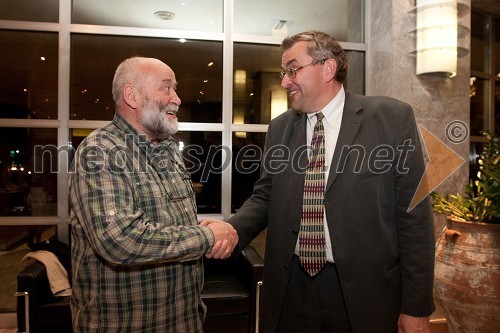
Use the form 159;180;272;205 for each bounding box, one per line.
281;43;309;67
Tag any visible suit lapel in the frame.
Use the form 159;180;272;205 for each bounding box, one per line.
291;112;308;168
326;92;363;193
287;111;308;229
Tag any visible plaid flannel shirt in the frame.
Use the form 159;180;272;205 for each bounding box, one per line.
69;114;214;332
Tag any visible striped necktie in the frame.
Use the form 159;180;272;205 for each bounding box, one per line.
299;112;327;277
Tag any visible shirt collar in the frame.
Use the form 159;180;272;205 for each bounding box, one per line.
307;85;345;125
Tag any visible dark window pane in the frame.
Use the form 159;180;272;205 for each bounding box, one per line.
0;128;58;216
71;34;223;122
233;44;365;125
0;31;58;120
469;141;484;181
0;0;58;22
70;129;222;214
234;0;364;43
471;12;490;73
72;0;222;32
232;132;265;213
180;131;223;214
496;81;500;136
496;19;500;75
470;77;490;136
233;43;284;125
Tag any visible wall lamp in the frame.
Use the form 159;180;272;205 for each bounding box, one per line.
411;0;469;78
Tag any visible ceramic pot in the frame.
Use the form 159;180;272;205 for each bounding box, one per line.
434;217;500;333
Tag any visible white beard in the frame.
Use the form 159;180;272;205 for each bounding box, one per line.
140;98;179;140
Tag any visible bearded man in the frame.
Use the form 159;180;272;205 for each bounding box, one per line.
68;57;238;333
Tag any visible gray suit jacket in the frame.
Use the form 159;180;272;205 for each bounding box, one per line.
229;91;435;333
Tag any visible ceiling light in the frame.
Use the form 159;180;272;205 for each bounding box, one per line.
269;19;293;30
179;38;186;43
154;11;175;20
274;20;287;30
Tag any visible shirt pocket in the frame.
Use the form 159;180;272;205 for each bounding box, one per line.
164;161;195;201
135;180;169;214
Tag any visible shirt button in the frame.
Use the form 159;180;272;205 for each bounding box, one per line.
109;210;115;216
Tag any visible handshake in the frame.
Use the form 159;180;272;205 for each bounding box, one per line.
200;219;238;259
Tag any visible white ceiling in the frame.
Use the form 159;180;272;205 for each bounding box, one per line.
72;0;355;40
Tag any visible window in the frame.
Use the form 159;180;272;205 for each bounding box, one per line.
71;34;223;122
0;0;366;314
470;10;499;181
0;31;58;120
0;0;59;22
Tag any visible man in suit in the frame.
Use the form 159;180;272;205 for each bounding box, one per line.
205;30;435;333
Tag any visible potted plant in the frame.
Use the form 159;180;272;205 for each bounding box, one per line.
430;131;499;333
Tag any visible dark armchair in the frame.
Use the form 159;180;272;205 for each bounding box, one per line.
17;245;263;333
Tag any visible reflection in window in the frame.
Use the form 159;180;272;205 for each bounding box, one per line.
179;131;223;214
0;0;59;22
470;77;489;136
72;0;223;32
496;82;500;136
232;132;266;213
496;19;500;76
234;0;364;43
70;129;224;214
471;12;490;73
233;44;365;125
0;31;58;120
0;128;58;216
233;43;284;125
71;34;223;122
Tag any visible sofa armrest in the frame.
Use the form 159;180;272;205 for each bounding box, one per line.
241;246;264;285
241;246;264;333
17;260;51;332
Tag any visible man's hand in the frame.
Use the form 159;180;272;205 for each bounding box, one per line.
200;219;238;259
397;313;431;333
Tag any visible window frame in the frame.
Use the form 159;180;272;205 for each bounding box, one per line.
0;0;368;243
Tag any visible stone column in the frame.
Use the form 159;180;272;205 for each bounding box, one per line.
369;0;471;201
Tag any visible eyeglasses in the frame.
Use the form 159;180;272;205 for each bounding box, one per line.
279;59;328;80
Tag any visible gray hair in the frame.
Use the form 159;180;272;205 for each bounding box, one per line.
281;30;347;82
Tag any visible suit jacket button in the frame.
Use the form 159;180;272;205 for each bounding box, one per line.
292;230;298;236
284;265;289;271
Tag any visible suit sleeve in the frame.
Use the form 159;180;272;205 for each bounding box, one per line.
394;104;435;316
228;123;276;250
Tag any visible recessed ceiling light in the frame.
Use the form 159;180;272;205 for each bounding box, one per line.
154;11;175;20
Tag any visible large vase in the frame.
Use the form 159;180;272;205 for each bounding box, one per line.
434;217;500;333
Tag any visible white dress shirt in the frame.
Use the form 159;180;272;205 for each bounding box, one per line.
294;86;345;263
